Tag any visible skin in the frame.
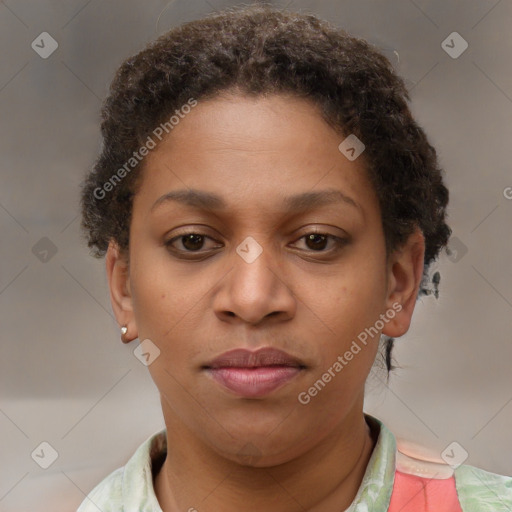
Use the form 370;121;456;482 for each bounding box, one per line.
106;92;425;512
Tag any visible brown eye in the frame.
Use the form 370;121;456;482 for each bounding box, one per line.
165;232;220;253
294;232;348;253
180;233;206;251
304;233;329;251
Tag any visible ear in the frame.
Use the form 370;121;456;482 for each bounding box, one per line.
105;240;138;343
382;226;425;338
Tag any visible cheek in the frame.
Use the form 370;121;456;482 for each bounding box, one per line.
310;268;385;341
130;252;214;365
299;264;386;392
130;255;189;345
297;280;381;422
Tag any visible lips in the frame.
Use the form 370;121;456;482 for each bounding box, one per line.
204;347;306;370
203;347;306;398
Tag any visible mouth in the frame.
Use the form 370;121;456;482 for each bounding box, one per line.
202;347;307;398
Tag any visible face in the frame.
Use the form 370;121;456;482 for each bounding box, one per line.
107;92;424;466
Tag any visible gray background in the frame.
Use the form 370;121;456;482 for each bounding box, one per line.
1;0;511;510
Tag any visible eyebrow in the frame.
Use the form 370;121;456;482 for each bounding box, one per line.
150;188;361;215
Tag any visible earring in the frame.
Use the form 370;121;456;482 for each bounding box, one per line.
121;326;128;335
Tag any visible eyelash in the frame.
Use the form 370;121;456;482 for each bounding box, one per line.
164;230;349;257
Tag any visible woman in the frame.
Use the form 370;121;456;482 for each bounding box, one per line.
77;4;511;511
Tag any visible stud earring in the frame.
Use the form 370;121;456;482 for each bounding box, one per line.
121;326;128;335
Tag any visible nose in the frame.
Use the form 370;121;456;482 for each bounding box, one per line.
212;238;297;326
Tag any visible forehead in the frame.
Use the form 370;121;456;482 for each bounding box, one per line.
134;93;378;221
152;92;342;154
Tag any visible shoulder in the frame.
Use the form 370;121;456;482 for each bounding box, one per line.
454;463;512;511
76;466;124;512
75;428;167;512
393;434;511;511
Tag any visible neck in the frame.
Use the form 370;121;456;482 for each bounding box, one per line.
154;398;377;512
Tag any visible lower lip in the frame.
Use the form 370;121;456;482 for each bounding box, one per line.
206;366;302;398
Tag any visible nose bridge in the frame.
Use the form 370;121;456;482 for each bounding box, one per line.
233;234;280;297
214;234;295;324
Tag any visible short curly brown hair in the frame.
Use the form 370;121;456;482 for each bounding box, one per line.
79;4;451;375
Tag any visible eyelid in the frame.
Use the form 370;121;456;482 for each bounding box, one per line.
165;225;347;242
293;225;350;243
165;230;221;249
292;232;349;251
164;227;349;256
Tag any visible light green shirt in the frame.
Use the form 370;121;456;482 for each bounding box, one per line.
76;414;511;511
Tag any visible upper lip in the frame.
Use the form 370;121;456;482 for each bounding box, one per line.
203;348;306;369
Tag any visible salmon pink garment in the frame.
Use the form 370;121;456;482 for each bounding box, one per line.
388;471;463;512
